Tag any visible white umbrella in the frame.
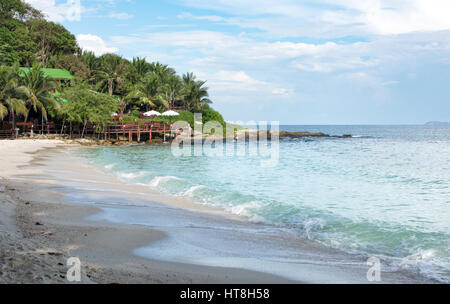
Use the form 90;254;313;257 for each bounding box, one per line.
161;110;180;116
143;110;161;117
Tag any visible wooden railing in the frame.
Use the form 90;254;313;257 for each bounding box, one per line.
0;129;18;139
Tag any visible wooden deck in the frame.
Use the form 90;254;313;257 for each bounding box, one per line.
9;121;179;143
105;122;179;143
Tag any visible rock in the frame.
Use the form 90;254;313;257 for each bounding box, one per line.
277;131;330;138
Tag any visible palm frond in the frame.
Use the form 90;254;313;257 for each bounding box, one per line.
0;103;8;119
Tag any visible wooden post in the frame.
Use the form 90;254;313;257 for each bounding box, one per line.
129;131;132;143
137;123;141;142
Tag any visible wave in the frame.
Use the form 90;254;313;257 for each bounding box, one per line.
116;171;150;180
149;176;182;188
179;185;207;197
225;201;267;223
104;163;117;170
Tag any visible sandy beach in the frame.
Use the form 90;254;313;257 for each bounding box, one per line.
0;140;431;284
0;140;294;283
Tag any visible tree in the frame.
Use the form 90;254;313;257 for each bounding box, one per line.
95;54;128;95
150;62;176;82
80;50;99;71
62;87;119;136
28;19;78;67
161;75;182;109
0;0;38;66
126;74;168;111
132;57;151;79
182;72;212;111
56;54;90;79
0;65;27;124
17;62;59;122
0;0;42;20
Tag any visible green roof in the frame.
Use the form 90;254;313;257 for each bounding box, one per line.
19;67;74;80
53;92;68;104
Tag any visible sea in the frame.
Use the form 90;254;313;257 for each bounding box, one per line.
71;125;450;282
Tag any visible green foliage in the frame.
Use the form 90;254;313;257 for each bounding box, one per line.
55;54;90;79
61;86;119;132
0;0;41;20
17;62;58;121
0;0;228;132
202;109;225;126
122;110;195;128
0;64;27;121
95;53;129;95
28;19;78;67
0;0;76;66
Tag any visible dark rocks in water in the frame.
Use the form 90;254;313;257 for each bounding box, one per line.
278;131;329;138
268;131;353;139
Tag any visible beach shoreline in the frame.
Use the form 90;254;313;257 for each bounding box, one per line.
0;140;295;283
0;140;432;284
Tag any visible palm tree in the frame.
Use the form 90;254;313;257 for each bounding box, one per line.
95;54;127;95
161;75;182;109
17;63;59;122
79;50;99;83
182;73;212;111
80;50;99;71
191;80;212;111
0;65;27;125
126;74;168;111
150;62;176;82
132;57;151;79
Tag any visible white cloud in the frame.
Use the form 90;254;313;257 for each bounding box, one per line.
112;31;378;73
192;70;292;100
25;0;82;22
179;0;450;37
381;80;400;86
109;12;134;20
76;34;118;56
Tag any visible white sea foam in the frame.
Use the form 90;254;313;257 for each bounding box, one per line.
149;176;181;187
401;249;435;267
226;201;266;223
117;171;149;180
104;163;117;170
303;218;326;240
180;185;206;197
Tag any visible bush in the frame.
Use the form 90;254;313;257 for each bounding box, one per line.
202;109;225;126
122;110;195;128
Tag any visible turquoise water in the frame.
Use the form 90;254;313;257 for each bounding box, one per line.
73;125;450;282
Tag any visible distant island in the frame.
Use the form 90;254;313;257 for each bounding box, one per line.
425;121;450;126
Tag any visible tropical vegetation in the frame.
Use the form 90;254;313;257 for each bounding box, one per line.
0;0;225;137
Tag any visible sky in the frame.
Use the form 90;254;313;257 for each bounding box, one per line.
25;0;450;124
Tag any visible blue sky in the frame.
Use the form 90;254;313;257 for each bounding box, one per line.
26;0;450;124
